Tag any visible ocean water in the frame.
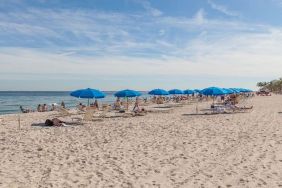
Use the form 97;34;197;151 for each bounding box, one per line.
0;91;149;115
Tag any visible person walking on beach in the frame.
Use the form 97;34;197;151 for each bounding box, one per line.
133;97;140;112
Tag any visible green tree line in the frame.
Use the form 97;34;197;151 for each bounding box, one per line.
257;78;282;93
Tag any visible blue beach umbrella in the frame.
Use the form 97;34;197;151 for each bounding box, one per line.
114;89;141;110
237;88;248;93
148;89;169;96
201;87;227;96
183;89;195;95
70;88;106;105
70;88;105;98
168;89;183;95
244;88;252;92
114;89;141;98
222;88;234;94
244;88;253;92
194;89;202;93
237;88;244;92
229;88;241;93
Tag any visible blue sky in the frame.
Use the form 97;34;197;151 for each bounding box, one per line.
1;0;282;90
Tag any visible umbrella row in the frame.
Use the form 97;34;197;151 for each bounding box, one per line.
70;87;253;100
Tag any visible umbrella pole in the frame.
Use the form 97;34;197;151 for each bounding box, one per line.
18;114;21;130
88;98;89;106
196;98;198;114
127;98;129;110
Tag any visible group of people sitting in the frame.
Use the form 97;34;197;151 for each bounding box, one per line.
20;104;53;113
112;97;146;113
211;94;253;112
37;101;66;112
113;98;125;111
37;104;52;112
20;101;66;113
77;100;99;111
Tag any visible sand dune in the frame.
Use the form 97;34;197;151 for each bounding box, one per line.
0;96;282;187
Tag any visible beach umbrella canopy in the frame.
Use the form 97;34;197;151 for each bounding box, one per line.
168;89;183;95
194;89;202;93
148;89;169;95
237;88;244;92
229;88;241;93
183;89;195;95
70;88;106;99
237;88;249;93
222;88;234;94
201;87;227;96
114;89;141;98
243;88;253;92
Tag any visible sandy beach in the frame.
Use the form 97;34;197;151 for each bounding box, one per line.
0;95;282;187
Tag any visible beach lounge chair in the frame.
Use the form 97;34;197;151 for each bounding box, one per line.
72;108;102;122
212;106;226;114
54;107;76;118
146;108;173;113
223;104;253;113
99;111;133;118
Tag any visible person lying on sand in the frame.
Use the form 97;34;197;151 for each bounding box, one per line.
44;118;66;126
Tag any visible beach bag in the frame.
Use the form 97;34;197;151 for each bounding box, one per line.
45;119;54;126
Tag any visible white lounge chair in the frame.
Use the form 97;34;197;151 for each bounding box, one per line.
54;107;76;117
72;108;103;122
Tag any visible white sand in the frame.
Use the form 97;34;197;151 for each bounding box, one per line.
0;95;282;187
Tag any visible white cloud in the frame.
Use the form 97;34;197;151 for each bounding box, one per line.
1;28;282;80
134;0;162;16
207;0;239;17
193;9;206;25
1;5;282;89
